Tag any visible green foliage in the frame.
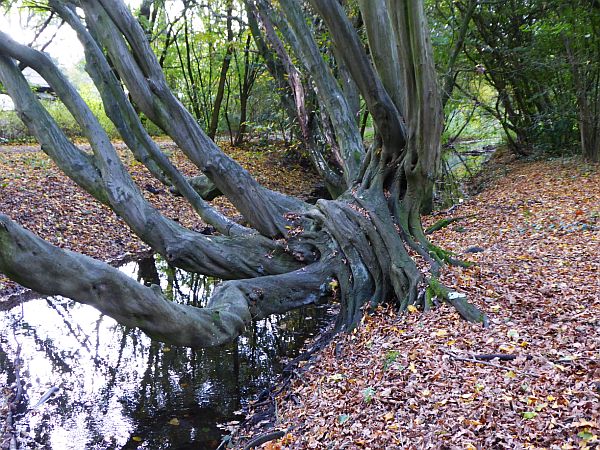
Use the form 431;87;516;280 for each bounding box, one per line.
362;387;375;403
383;350;400;370
447;0;598;158
0;110;30;142
0;90;163;143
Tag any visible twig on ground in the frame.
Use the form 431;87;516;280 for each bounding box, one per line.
441;348;539;377
243;430;286;450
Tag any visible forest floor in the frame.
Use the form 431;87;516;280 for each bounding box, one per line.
234;153;600;449
1;142;599;449
0;139;320;297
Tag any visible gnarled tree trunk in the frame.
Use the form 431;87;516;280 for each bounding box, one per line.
0;0;486;348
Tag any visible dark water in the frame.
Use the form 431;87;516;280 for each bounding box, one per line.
0;256;332;449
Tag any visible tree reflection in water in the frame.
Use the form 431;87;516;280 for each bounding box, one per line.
0;254;332;449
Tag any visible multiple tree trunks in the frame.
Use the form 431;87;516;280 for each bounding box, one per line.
0;0;487;348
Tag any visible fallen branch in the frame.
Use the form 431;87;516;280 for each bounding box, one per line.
426;278;488;326
425;215;475;234
468;353;598;365
441;348;539;377
243;430;286;450
470;353;524;362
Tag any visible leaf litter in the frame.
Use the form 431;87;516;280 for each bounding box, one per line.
235;157;599;449
0;139;319;296
0;143;598;448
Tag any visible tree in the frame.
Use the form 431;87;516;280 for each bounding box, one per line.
449;0;600;162
562;0;600;162
0;0;487;348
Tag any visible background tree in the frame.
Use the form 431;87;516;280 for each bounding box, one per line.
0;0;487;349
561;0;600;162
449;0;599;162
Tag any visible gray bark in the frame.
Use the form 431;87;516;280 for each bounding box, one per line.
250;1;344;192
274;0;365;184
308;0;407;162
0;43;300;280
0;0;487;350
82;0;305;238
0;215;330;347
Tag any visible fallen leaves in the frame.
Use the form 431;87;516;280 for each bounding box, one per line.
0;140;321;296
240;157;599;449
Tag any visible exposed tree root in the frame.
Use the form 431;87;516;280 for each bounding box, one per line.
427;277;489;326
234;328;337;448
242;430;286;450
0;0;488;353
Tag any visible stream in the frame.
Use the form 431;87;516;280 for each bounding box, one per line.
0;255;333;449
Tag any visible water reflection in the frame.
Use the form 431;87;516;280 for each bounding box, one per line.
0;255;331;449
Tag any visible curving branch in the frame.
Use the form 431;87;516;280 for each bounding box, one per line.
49;1;249;237
0;54;107;203
357;0;405;117
269;0;365;184
0;0;487;350
247;0;344;193
0;215;331;347
81;0;306;238
308;0;407;158
0;45;301;280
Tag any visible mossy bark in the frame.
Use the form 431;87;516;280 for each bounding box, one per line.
0;0;488;348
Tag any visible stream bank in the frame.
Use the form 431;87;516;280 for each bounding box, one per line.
0;255;334;449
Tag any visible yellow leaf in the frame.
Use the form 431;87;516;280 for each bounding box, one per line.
464;419;482;427
407;305;418;314
573;420;599;429
168;418;180;426
163;347;171;352
535;402;548;412
505;370;516;379
446;339;456;345
132;436;142;442
436;329;448;337
383;411;394;421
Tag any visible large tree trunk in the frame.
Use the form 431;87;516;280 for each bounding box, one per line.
0;0;487;348
565;37;600;163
